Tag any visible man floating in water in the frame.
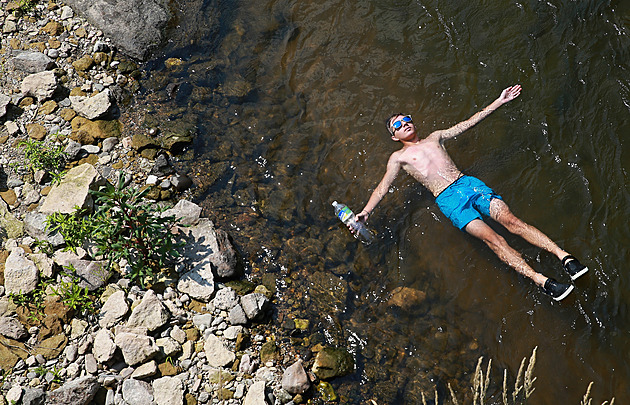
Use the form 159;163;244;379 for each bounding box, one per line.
354;85;587;301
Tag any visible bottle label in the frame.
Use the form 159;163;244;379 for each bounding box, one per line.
337;206;353;222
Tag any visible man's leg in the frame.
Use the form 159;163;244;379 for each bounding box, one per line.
488;199;569;260
464;219;547;287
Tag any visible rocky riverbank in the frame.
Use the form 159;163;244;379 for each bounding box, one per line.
0;1;354;404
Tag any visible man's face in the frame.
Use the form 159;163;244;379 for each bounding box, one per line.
390;115;415;140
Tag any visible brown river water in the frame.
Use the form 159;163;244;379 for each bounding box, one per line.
130;0;630;402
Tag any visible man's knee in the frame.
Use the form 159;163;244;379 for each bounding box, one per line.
484;232;508;252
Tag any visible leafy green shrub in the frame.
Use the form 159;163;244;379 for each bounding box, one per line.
47;173;182;287
50;266;94;313
90;175;182;286
46;208;96;253
18;136;68;184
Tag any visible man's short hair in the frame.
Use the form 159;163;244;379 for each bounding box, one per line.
385;112;406;135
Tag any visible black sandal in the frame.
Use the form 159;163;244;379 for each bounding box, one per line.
561;255;588;281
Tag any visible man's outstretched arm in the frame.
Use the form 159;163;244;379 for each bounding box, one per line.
355;153;401;223
430;85;522;142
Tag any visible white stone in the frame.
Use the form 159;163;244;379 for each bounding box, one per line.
126;289;170;332
204;334;235;368
122;378;154;405
98;290;129;329
69;89;112;120
114;332;159;366
152;377;183;405
21;71;58;100
93;329;116;363
4;248;39;295
243;380;267;405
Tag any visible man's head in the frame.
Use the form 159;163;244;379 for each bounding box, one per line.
386;113;415;140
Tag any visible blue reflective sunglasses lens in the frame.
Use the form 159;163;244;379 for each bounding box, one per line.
392;116;412;130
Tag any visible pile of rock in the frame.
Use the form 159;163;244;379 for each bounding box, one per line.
0;0;193;213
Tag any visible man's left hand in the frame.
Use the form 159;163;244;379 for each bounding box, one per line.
498;84;522;104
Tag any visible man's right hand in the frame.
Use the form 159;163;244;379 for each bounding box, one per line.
355;210;369;223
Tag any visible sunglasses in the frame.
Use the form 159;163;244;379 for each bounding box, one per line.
391;115;412;133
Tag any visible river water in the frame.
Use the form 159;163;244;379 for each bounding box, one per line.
130;0;630;402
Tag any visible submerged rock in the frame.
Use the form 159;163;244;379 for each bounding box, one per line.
312;347;354;380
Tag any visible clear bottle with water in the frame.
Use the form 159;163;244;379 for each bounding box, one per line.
332;201;375;245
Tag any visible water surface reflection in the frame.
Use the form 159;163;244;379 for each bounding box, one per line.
131;0;630;402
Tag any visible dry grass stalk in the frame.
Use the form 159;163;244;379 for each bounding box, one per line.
581;381;615;405
472;357;492;405
448;382;460;405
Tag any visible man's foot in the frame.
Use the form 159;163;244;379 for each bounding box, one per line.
562;255;588;281
543;278;574;301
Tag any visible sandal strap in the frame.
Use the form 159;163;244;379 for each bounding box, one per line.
561;255;577;267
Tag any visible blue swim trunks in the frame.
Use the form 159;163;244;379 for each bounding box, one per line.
435;175;502;230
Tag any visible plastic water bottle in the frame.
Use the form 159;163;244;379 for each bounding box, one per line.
332;201;375;245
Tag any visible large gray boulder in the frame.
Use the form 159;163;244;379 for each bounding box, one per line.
61;0;171;60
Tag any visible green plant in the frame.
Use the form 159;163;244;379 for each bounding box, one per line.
46;207;96;253
14;0;37;14
8;281;48;324
18;135;68;185
33;365;62;384
49;266;94;313
32;239;54;255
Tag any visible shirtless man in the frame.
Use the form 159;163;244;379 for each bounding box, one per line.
355;85;587;301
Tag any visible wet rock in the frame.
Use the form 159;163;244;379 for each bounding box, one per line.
93;329;116;363
61;0;171;60
0;317;28;340
122;378;154;405
46;376;99;405
153;376;183;405
70;89;112;119
308;271;349;314
204;334;235;368
39;163;105;214
312;347;354;380
170;173;193;191
240;293;269;321
387;286;427;309
150;153;175;177
162;199;201;226
10;51;55;73
243;380;266;405
114;332;159;366
98;290;129;328
4;248;39;295
21;71;58;100
281;360;310;394
126;290;170;332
